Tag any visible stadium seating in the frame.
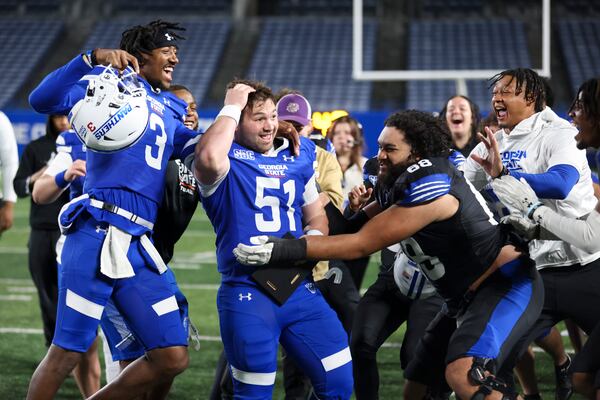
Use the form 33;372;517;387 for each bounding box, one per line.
108;0;231;13
82;17;231;106
0;18;63;108
406;19;531;112
557;19;600;96
247;17;377;111
276;0;376;15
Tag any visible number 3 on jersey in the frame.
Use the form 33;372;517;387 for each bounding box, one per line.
145;113;167;170
255;177;296;232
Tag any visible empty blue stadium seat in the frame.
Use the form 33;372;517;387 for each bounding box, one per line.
247;17;376;112
81;17;231;106
406;19;531;112
557;19;600;96
0;18;63;108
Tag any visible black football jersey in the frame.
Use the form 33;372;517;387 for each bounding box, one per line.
378;157;506;302
153;159;200;264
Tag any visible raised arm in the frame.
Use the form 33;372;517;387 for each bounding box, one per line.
193;84;255;185
29;49;139;115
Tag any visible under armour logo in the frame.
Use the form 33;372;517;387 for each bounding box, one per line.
95;225;108;235
283;155;295;162
165;33;174;41
238;292;252;301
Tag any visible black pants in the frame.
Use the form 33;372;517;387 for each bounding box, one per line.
28;229;61;347
501;259;600;378
351;268;444;400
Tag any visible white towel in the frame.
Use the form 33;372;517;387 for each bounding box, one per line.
100;225;135;279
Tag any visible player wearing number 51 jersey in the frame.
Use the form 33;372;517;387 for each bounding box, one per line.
25;20;199;400
192;80;353;399
235;110;543;400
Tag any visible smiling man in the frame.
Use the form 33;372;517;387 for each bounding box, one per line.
26;20;199;400
192;80;353;399
234;110;544;400
490;77;600;399
463;68;600;398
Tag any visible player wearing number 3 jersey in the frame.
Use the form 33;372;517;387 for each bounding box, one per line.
191;80;353;399
26;20;199;400
235;110;543;400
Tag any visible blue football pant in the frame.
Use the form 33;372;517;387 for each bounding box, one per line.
218;281;353;399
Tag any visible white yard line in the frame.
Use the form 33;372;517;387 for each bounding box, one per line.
0;294;32;301
7;286;37;293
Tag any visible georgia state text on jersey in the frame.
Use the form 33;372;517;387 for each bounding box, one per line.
200;137;318;285
29;55;199;235
384;157;506;302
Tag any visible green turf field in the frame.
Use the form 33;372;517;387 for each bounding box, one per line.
0;200;580;399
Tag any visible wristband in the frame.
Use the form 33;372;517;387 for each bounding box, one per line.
304;229;324;236
494;165;510;179
527;201;544;220
217;105;241;125
83;50;95;67
90;49;99;66
270;237;307;264
54;170;71;189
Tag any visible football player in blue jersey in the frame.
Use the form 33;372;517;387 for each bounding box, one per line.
235;110;544;400
26;20;199;400
192;80;353;399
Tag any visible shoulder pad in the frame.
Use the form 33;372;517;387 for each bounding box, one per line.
392;158;453;206
448;150;466;168
363;156;379;188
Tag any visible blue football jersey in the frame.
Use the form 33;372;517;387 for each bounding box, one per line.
201;137;318;285
29;55;199;235
55;130;86;199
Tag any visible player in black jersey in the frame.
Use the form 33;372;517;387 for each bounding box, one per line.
348;157;447;400
235;110;544;400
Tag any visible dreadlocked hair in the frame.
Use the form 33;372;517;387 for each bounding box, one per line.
226;79;275;121
570;78;600;125
120;20;185;63
489;68;546;112
385;110;452;160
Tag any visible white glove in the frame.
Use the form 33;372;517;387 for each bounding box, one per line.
233;236;274;266
500;214;539;241
491;175;542;218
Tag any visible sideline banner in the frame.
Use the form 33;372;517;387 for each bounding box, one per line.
5;109;388;158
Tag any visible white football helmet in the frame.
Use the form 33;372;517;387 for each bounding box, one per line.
393;251;436;300
69;66;149;152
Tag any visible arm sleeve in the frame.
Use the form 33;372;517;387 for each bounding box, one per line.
13;145;35;197
29;55;92;115
535;206;600;254
510;164;579;200
0;112;18;202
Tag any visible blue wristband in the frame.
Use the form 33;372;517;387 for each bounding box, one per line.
54;170;71;189
527;201;543;220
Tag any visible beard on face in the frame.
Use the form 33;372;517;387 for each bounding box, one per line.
378;156;417;189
